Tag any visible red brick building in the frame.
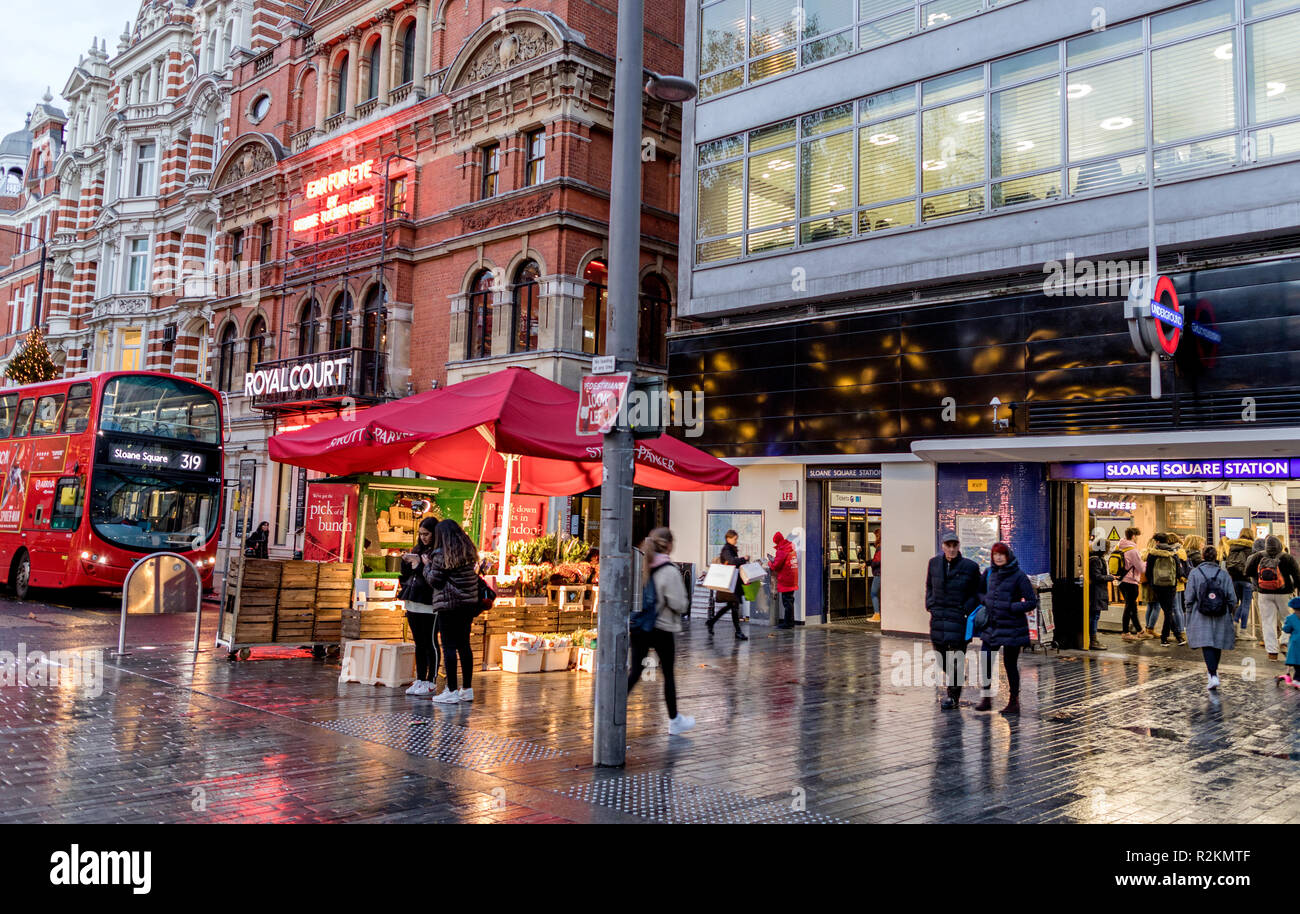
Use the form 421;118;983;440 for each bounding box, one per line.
211;0;684;553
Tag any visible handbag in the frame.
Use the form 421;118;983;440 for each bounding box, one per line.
965;604;990;641
472;576;497;618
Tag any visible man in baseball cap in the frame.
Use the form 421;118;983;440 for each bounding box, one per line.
925;529;981;709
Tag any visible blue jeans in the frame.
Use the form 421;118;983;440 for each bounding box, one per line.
1234;581;1253;629
1145;601;1160;630
1089;610;1101;642
870;576;881;615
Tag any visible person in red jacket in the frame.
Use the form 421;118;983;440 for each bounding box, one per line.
770;531;800;629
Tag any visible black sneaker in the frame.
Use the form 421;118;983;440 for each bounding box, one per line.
735;631;748;641
940;696;956;710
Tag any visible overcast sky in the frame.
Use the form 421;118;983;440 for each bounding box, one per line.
0;0;140;137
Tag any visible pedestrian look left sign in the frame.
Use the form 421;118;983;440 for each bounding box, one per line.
577;373;631;435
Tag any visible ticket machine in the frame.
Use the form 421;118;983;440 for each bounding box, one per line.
827;508;848;616
847;510;868;614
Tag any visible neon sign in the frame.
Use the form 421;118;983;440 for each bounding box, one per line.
293;159;377;233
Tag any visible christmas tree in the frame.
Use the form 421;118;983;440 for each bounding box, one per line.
5;328;59;384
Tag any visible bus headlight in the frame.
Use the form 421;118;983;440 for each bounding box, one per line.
80;551;90;560
97;556;107;564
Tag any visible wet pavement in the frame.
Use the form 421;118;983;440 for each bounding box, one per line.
1;595;1298;824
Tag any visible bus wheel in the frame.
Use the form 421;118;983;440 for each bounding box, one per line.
11;551;31;601
238;648;251;661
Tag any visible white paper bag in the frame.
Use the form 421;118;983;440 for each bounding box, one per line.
703;563;738;592
739;562;767;584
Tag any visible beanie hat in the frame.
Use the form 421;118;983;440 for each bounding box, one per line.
1289;596;1300;611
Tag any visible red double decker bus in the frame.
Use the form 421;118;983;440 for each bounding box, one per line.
0;371;223;598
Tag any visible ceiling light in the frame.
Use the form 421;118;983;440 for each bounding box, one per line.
1016;140;1035;152
1213;43;1233;61
1267;81;1286;97
869;132;899;146
1099;116;1133;131
829;183;846;192
922;159;948;171
956;109;984;124
1066;83;1092;100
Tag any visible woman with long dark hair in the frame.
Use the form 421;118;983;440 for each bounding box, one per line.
423;519;481;705
399;517;441;696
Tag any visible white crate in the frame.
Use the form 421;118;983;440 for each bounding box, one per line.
501;646;543;673
339;640;379;684
542;647;572;671
356;578;401;598
369;642;417;688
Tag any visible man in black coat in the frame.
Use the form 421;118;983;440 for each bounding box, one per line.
925;530;983;709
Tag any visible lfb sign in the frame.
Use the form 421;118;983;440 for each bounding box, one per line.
1125;275;1183;357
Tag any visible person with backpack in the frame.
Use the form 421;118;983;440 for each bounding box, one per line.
1246;535;1300;661
1087;537;1116;651
422;519;483;705
769;531;800;629
1113;528;1146;641
708;529;748;640
1184;545;1238;690
627;527;694;735
1225;531;1257;632
925;530;982;709
400;517;443;697
1143;533;1186;646
974;542;1038;715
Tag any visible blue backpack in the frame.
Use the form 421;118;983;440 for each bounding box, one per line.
630;570;659;632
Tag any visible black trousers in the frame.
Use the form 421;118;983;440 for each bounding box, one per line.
1154;586;1179;641
980;644;1022;696
780;591;795;625
406;611;440;682
932;640;970;698
628;627;677;719
1203;647;1222;677
1120;582;1143;633
710;595;743;632
437;609;474;692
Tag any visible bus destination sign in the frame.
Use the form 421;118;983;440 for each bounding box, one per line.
104;439;208;474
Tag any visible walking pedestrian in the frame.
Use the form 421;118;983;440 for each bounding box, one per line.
400;517;442;696
1225;529;1257;632
1282;597;1300;685
1246;534;1300;662
707;529;748;640
627;527;695;735
1184;545;1237;691
244;521;270;558
1144;533;1185;645
1170;533;1190;642
769;531;800;629
1114;527;1146;641
423;519;482;705
1087;537;1116;650
925;530;982;709
974;542;1038;715
869;528;883;622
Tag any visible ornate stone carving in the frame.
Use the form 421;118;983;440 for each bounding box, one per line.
215;143;275;188
461;26;555;86
461;191;553;232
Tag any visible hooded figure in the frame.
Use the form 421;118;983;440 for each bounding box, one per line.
769;532;800;629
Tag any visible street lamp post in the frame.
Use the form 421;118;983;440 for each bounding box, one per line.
592;9;695;767
0;226;48;327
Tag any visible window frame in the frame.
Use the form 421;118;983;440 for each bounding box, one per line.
581;261;609;356
466;270;495;360
481;143;500;199
217;324;238;392
132;140;157;196
525;129;546;185
511;261;541;353
63;383;92;434
258;220;273;264
246;317;267;376
126;237;150;293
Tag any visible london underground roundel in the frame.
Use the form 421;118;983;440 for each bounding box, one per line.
1149;275;1182;356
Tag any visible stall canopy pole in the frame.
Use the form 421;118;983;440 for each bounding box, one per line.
497;454;517;578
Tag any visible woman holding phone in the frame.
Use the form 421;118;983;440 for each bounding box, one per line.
423;520;482;705
400;518;442;696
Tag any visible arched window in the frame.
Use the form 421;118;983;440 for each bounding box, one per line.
581;260;607;356
511;261;540;353
638;274;671;367
466;269;494;360
330;293;352;350
366;41;381;101
297;300;320;357
400;22;416;85
360;286;386;394
334;54;348;115
246;316;266;376
217;323;237;391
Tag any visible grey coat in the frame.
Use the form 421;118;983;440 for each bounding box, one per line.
1183;562;1238;651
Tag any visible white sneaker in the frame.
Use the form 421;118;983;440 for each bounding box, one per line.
431;688;461;704
405;680;430;696
457;688;474;702
668;714;696;735
1208;674;1220;691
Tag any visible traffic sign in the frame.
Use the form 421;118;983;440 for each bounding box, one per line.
577;372;631;436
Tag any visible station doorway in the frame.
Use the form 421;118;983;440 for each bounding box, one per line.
824;481;881;620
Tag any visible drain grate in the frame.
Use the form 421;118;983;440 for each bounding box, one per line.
314;713;566;768
557;773;845;824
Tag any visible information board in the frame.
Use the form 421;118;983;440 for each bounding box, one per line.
706;509;764;566
957;514;1000;572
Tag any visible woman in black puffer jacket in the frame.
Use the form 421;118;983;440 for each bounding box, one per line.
422;520;481;705
975;542;1038;716
399;517;441;696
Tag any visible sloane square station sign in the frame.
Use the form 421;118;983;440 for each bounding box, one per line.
1053;459;1300;481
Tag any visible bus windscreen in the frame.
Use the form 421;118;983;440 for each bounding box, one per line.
89;469;218;552
100;376;219;444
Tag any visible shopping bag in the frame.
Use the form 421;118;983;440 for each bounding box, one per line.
703;563;738;592
739;562;767;584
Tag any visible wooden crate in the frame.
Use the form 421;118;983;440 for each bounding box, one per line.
234;622;273;643
240;559;282;589
239;588;278;608
312;621;342;641
279;561;320;590
317;562;354;584
342;607;407;641
277;588;316;610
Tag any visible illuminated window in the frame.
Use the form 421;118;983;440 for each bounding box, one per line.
388;176;407;218
581;260;607;355
119;329;142;371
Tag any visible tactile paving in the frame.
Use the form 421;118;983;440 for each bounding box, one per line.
557;772;845;824
314;713;566;767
